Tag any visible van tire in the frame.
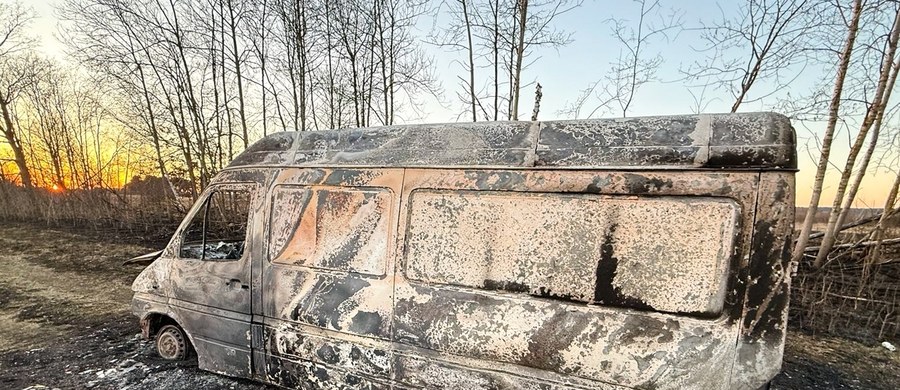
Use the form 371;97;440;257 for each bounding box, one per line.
155;324;190;360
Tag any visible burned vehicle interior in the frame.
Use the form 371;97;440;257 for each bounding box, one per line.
179;188;253;261
131;112;796;390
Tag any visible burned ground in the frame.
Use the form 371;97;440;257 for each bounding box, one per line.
0;223;271;390
0;222;897;389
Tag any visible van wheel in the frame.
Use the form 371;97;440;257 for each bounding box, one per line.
156;324;190;360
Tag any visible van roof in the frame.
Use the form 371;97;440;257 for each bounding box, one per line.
227;112;796;171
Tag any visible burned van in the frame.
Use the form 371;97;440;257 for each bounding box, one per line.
130;112;795;390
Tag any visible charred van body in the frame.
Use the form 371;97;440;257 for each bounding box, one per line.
131;112;795;390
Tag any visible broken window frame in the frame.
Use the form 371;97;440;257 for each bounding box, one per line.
177;183;255;262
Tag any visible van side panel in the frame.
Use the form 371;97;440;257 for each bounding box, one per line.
260;169;403;388
392;169;761;390
731;171;795;389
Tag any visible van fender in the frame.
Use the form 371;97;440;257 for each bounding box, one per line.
133;295;199;354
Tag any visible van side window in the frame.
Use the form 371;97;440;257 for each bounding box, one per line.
269;186;390;275
404;190;738;316
179;188;253;261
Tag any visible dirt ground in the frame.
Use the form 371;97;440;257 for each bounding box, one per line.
0;222;897;389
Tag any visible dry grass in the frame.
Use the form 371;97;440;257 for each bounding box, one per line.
0;224;153;352
790;210;900;342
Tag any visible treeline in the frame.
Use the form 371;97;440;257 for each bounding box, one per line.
57;0;443;197
1;0;582;197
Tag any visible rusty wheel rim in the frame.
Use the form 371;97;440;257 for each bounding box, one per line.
156;327;186;360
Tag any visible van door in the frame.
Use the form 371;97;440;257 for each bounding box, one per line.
169;183;257;377
260;169;402;388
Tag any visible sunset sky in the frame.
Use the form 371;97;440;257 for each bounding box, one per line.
20;0;899;208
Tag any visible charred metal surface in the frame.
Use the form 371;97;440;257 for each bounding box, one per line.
229;132;298;167
535;113;795;169
139;316;152;337
403;190;737;314
131;113;796;389
130;168;275;381
730;172;795;389
392;352;624;390
392;283;734;389
391;169;756;390
257;168;401;388
269;186;391;276
225;112;795;171
264;356;390;390
262;323;392;380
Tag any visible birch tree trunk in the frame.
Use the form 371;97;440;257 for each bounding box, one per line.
0;91;33;187
511;0;528;120
813;7;900;268
226;0;249;148
870;171;900;261
792;0;863;265
463;0;477;122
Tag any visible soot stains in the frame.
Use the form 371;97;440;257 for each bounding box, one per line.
623;174;673;194
316;344;340;364
291;276;370;331
707;146;796;169
481;281;587;305
241;132;295;153
464;171;526;190
323;170;377;186
521;311;591;373
482;279;531;293
534;287;583;305
593;224;654;311
743;220;790;341
604;316;679;355
586;176;610;193
349;311;383;335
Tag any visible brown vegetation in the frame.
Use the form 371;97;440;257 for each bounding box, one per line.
0;181;183;241
791;208;900;341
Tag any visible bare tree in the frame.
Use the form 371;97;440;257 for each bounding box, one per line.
791;0;864;265
433;0;579;121
0;1;36;187
813;4;900;267
684;0;819;113
57;0;440;198
564;0;679;118
223;0;250;147
506;0;580;120
870;166;900;261
427;0;479;121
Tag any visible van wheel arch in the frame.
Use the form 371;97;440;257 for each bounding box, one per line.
140;312;177;339
140;313;195;359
